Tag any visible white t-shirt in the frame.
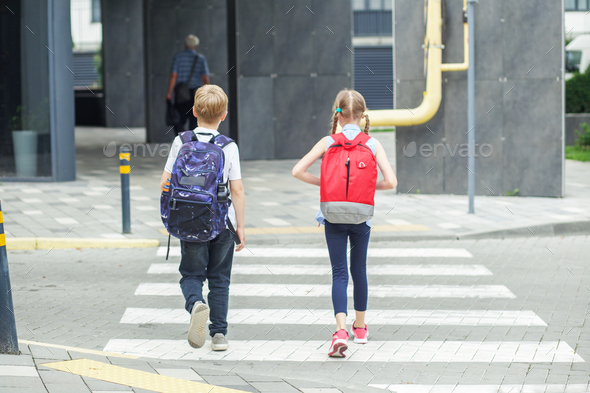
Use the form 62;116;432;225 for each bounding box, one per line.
164;127;241;228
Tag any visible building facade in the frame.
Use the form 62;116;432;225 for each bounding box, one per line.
0;0;75;181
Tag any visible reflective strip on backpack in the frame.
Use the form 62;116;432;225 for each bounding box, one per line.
320;201;374;225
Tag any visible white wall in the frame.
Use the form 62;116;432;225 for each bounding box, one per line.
71;0;102;52
565;11;590;38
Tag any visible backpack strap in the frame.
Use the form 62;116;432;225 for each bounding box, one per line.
179;130;196;144
211;134;235;149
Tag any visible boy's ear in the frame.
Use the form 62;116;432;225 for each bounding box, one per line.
220;111;228;121
192;106;198;118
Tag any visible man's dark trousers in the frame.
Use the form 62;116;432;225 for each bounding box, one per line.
179;229;234;337
174;87;198;135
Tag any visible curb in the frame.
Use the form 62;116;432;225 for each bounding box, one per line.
458;220;590;240
6;237;160;250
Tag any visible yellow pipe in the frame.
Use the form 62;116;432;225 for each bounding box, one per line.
441;0;469;72
367;0;469;127
368;0;443;127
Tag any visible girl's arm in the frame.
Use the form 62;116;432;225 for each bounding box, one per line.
374;140;398;190
292;137;328;187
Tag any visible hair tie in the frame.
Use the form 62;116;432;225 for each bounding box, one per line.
336;108;341;113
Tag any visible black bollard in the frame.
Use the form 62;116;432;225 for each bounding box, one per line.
120;147;131;234
0;201;19;354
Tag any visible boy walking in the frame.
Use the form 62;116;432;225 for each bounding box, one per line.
160;85;245;351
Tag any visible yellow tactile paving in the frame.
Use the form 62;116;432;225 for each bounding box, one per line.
43;358;248;393
5;237;159;250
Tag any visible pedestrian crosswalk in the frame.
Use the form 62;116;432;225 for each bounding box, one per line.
105;246;585;390
120;308;546;326
104;339;582;363
156;247;474;258
148;263;493;276
134;283;516;298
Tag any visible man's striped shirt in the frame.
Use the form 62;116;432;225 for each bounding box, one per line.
170;49;210;89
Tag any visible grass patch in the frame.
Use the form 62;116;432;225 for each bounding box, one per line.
370;127;395;133
565;145;590;161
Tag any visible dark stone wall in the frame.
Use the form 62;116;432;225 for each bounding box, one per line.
394;0;564;197
143;0;228;142
236;0;353;160
102;0;145;128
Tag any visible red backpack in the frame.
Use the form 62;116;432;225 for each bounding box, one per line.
320;132;377;224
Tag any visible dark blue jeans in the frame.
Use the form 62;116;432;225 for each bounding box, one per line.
179;229;234;336
324;221;371;315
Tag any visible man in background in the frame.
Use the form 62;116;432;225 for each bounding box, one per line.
166;34;210;135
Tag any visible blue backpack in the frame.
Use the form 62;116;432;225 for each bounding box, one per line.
160;131;237;257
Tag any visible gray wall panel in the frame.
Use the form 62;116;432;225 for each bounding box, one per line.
102;0;145;128
502;79;562;197
236;0;274;76
394;0;563;197
236;0;352;159
393;0;425;81
273;1;314;76
274;76;315;159
238;77;274;160
503;1;562;80
144;0;228;142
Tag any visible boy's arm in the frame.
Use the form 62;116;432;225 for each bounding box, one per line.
160;170;171;192
230;179;245;252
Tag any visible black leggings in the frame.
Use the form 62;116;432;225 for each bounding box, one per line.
324;221;371;315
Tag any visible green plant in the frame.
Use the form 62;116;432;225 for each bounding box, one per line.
506;188;519;197
94;46;103;87
9;99;50;132
565;64;590;113
566;145;590;161
416;189;421;194
575;122;590;148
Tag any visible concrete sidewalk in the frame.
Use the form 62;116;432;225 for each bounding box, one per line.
0;126;589;248
2;341;383;393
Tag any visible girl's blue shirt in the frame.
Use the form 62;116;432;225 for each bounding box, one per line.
316;124;376;226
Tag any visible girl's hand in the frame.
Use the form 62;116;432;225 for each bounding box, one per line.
292;137;328;187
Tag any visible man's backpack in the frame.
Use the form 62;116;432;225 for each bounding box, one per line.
161;131;235;249
320;132;377;224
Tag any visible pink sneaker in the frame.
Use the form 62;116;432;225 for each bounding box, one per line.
328;329;349;357
351;321;368;344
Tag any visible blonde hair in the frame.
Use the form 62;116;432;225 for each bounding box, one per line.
193;85;228;124
185;34;199;48
330;89;370;135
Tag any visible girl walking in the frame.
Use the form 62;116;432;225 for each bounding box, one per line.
292;89;397;357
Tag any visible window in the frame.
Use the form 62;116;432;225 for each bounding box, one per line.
353;0;393;36
566;0;589;11
566;50;582;72
353;0;392;11
91;0;101;23
353;0;365;11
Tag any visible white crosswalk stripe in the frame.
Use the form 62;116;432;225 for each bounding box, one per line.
369;384;590;393
120;308;547;326
156;247;474;258
134;283;516;298
147;263;492;276
103;339;583;363
107;244;584;391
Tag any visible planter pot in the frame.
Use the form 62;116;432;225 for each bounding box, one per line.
12;130;38;177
